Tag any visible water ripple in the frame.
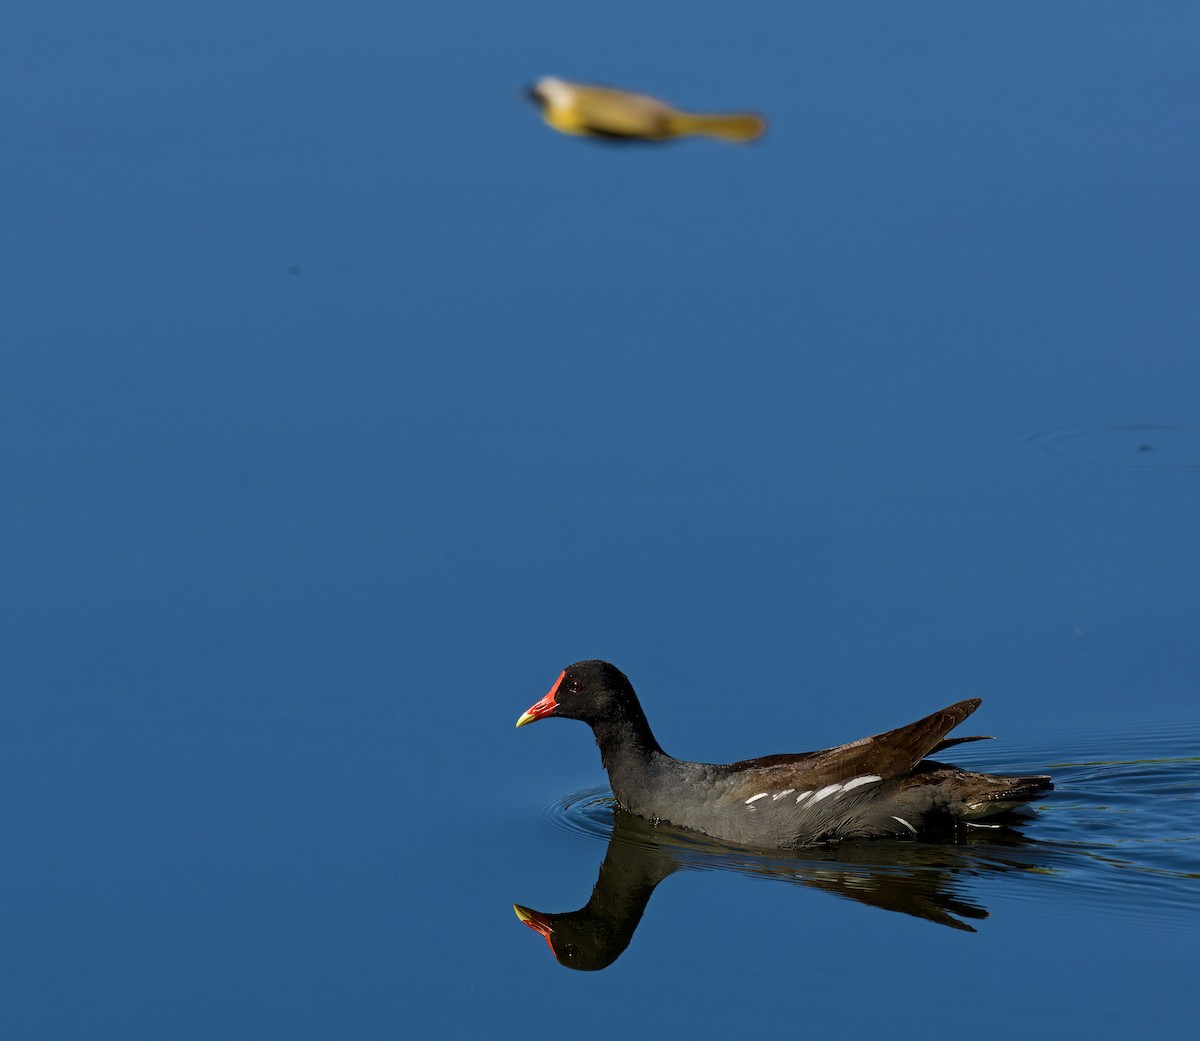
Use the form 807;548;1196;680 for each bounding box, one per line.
1023;421;1200;470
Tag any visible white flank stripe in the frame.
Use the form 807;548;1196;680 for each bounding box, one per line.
745;793;769;805
772;789;796;801
840;774;883;792
795;790;813;803
810;783;842;804
891;815;917;835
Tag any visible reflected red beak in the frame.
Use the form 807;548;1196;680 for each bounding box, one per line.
513;903;555;954
516;670;564;728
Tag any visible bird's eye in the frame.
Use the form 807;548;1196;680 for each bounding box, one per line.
569;679;581;693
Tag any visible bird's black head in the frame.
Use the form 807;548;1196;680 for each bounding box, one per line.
516;660;635;728
512;899;627;972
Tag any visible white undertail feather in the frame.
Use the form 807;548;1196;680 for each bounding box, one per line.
961;799;1023;820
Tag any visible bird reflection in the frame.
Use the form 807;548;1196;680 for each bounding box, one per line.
514;807;1052;970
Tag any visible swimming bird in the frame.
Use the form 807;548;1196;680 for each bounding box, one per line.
526;76;765;143
516;660;1053;848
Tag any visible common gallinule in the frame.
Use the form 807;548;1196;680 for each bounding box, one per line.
516;660;1053;848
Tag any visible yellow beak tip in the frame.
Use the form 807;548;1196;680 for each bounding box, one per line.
515;712;535;728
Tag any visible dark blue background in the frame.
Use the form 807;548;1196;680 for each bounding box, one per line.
3;3;1198;1038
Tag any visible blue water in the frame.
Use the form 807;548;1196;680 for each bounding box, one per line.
3;2;1199;1038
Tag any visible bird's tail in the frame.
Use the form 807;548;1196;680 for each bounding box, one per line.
957;772;1054;820
669;111;766;143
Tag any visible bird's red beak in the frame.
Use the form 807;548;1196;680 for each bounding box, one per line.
516;670;564;727
513;903;556;953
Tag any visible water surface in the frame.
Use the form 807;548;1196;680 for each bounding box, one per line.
3;2;1199;1039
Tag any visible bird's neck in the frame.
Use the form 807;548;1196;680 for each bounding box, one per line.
582;839;672;932
590;713;671;810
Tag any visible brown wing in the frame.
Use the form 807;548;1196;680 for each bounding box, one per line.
723;698;983;793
